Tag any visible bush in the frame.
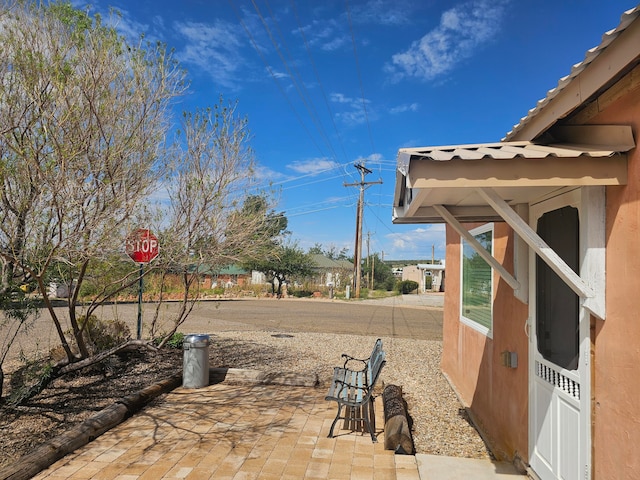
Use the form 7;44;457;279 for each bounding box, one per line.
397;280;419;294
291;289;313;298
78;315;131;353
384;277;397;291
154;332;185;349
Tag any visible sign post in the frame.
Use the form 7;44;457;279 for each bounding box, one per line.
125;229;159;339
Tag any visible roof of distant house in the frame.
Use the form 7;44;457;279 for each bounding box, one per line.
309;254;354;270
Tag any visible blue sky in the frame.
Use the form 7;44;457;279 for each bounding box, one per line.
75;0;635;261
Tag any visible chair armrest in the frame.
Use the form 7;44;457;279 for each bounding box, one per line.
341;354;368;370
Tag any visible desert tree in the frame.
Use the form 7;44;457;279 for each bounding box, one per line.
150;100;285;346
0;1;186;365
245;243;316;296
308;243;350;260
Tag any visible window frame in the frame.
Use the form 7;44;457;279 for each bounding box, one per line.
460;223;494;338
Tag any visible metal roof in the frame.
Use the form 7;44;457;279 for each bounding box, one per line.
504;6;640;141
309;254;353;270
397;140;623;176
417;263;445;271
393;131;633;224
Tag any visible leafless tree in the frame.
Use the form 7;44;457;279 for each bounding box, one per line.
150;99;282;346
0;2;186;365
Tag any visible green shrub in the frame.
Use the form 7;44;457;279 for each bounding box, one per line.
397;280;419;294
165;332;185;349
384;277;397;291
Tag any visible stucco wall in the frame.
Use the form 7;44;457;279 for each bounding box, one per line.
441;222;529;463
402;265;423;290
587;85;640;479
440;83;640;476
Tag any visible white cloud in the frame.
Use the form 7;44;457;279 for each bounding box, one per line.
295;18;349;52
385;225;446;259
175;20;244;89
349;0;414;26
330;92;377;126
73;3;158;45
294;0;418;53
355;153;384;165
287;158;341;175
329;93;353;104
385;0;509;81
253;164;287;183
389;103;419;114
76;4;251;90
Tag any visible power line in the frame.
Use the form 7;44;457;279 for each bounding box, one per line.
252;0;340;163
273;160;353;186
281;173;346;191
284;194;354;213
344;0;375;154
289;0;351;164
285;203;356;218
226;0;329;159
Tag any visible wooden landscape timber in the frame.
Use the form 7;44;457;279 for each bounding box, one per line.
382;384;414;454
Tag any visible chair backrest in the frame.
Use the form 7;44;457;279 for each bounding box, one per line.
366;338;385;387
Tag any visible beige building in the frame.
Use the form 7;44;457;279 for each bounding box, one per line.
393;6;640;480
401;264;445;292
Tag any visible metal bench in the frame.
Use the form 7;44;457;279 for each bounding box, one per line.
325;338;386;442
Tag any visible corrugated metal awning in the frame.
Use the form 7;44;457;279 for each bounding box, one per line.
393;126;634;224
397;140;624;174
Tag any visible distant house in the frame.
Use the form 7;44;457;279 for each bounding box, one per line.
251;270;266;285
183;264;250;289
212;265;250;288
308;254;353;287
402;263;445;292
393;6;639;480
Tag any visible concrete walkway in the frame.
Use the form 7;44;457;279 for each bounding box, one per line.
416;455;526;479
32;376;525;480
357;293;445;309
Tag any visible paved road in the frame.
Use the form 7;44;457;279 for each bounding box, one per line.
4;294;443;371
106;295;443;340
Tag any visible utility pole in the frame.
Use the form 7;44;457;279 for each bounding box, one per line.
344;163;382;298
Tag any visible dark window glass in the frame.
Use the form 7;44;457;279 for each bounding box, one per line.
536;206;579;370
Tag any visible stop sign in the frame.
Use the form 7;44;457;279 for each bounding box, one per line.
125;229;159;263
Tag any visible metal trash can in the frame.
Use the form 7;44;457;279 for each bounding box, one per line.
182;334;210;388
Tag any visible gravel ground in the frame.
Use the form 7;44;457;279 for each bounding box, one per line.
208;330;491;459
1;296;491;468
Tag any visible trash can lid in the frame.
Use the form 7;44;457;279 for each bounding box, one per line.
184;333;210;344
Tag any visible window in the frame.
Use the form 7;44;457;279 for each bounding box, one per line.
461;224;493;336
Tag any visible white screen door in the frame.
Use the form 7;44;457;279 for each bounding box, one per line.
529;190;591;480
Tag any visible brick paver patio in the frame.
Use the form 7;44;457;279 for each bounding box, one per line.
33;381;421;480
